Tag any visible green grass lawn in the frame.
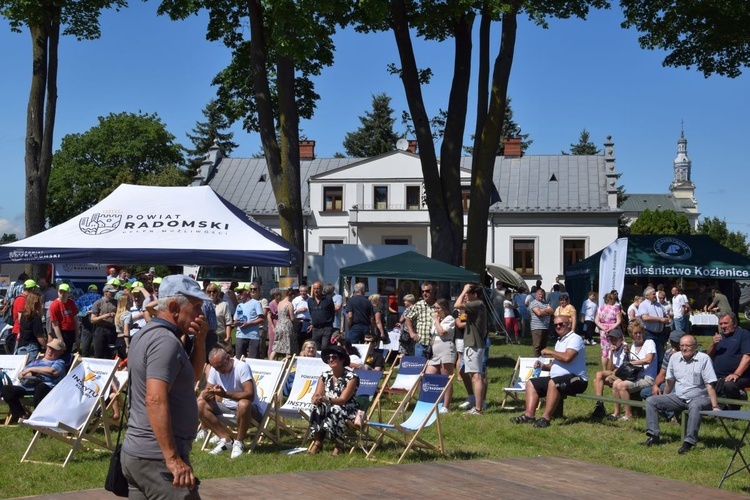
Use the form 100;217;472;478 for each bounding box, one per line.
1;330;748;498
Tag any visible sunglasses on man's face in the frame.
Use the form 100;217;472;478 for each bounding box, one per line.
553;322;569;329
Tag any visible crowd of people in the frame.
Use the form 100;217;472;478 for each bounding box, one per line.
2;267;748;496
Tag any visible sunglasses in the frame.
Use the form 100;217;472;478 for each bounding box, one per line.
327;354;340;361
207;290;218;294
249;288;259;291
421;289;432;294
553;323;569;328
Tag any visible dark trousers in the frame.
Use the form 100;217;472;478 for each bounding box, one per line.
79;316;94;357
1;383;53;418
645;330;666;369
296;320;311;352
311;326;333;351
236;338;261;360
93;324;116;359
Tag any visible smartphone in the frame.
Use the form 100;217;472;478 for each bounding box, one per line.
160;472;201;486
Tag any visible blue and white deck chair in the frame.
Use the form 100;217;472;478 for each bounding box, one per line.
366;373;454;464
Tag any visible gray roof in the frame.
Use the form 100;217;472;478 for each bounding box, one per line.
207;157;360;215
210;153;615;215
620;193;692;214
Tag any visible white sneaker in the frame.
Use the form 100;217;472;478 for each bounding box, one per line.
458;396;475;410
208;435;221;445
230;440;245;459
194;429;207;443
209;438;233;455
464;407;483;415
439;406;449;414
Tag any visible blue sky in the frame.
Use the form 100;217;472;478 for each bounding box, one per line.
1;4;749;239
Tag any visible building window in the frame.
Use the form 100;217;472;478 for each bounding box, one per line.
406;186;420;210
384;238;409;245
321;239;343;255
563;239;586;268
513;239;535;275
461;186;471;211
374;186;388;210
323;186;343;212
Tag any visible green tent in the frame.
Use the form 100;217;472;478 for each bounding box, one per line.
565;235;750;307
339;251;479;283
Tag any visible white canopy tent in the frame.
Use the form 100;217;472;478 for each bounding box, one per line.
0;184;298;266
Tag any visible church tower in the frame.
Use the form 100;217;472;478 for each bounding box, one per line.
669;129;696;201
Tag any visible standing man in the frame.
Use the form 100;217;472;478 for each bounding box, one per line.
345;282;373;344
455;282;488;415
75;284;101;357
121;275;207;498
308;281;335;350
324;283;343;340
637;286;670;369
706;288;732;314
404;281;437;358
529;288;554;357
233;285;264;359
91;284;118;359
670;286;690;333
643;334;719;454
48;283;79;358
292;285;311;347
707;312;750;404
511;315;588;427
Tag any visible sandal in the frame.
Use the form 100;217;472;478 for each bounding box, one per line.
510;414;536;424
533;417;550;428
307;441;322;455
332;445;344;456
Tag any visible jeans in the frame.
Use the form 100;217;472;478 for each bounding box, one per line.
15;343;40;361
347;324;369;344
414;342;429;359
674;316;689;333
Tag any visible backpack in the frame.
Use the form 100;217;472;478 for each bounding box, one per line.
1;298;13;326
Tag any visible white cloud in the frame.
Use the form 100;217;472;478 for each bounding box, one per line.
0;218;23;237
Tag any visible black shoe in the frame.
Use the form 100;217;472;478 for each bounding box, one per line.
533;417;550;428
642;435;661;446
678;442;694;454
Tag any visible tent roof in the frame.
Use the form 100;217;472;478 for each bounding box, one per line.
0;184;298;266
339;251;479;282
565;235;750;280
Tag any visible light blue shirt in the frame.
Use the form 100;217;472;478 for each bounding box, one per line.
234;299;263;340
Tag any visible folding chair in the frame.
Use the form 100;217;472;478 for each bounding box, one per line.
377;355;427;421
500;356;551;409
345;369;384;454
1;353;29;424
271;357;329;441
20;357;119;466
366;373;454;464
379;330;401;352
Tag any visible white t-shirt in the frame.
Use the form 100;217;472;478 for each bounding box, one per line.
581;299;597;322
550;332;587;380
672;294;688;319
503;299;515;318
207;359;256;410
629;339;657;379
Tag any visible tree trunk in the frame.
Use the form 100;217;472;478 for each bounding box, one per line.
466;8;518;275
247;0;303;276
440;13;474;269
389;0;458;267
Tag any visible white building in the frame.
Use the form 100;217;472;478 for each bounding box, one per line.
195;137;621;289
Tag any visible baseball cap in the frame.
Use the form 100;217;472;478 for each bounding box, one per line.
669;329;686;344
131;281;144;288
158;275;209;301
47;338;65;351
235;284;249;292
88;284;98;291
103;284;117;293
606;328;624;339
121;281;133;289
58;283;71;292
149;267;156;272
107;277;121;287
152;277;163;285
24;279;38;289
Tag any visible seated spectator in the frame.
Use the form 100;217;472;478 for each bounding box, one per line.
590;328;628;420
308;345;359;455
707;312;750;407
336;338;363;369
425;298;456;413
643;334;719;454
362;332;385;371
1;339;67;423
197;346;260;459
610;322;657;421
510;315;588;428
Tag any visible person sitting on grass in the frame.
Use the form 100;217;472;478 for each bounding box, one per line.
197;346;260;459
610;321;657;421
590;328;628;420
510;315;588;428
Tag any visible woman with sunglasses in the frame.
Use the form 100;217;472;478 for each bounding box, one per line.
426;298;456;413
308;344;359;455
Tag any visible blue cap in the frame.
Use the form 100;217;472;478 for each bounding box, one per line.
159;275;209;301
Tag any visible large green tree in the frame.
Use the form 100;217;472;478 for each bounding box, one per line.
185;99;239;179
159;1;351;270
356;1;606;273
562;128;600;155
462;97;532;155
697;216;749;257
342;92;399;157
629;208;691;235
47;111;187;226
621;0;750;78
0;0;126;237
